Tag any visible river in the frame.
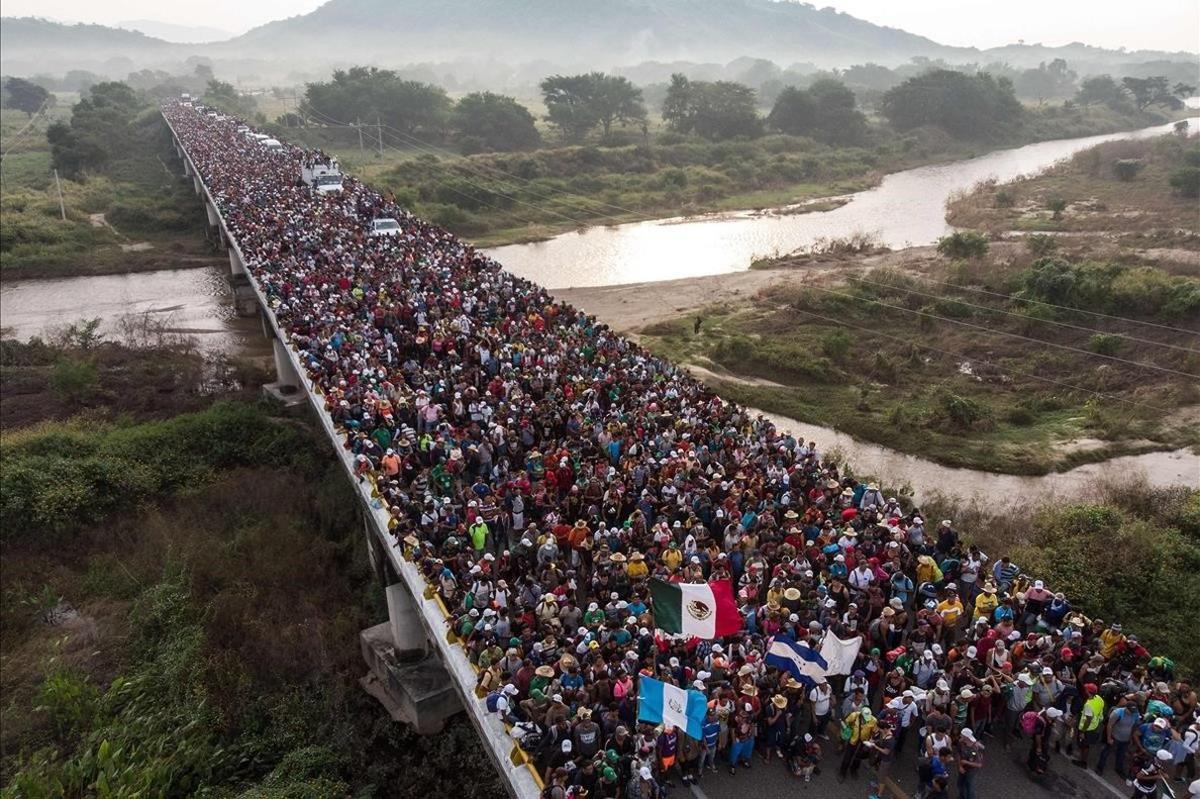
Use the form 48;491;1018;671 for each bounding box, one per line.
487;118;1198;288
2;120;1195;497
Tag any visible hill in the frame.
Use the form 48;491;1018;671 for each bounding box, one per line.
117;19;235;44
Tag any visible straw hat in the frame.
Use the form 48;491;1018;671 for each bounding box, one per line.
610;552;627;563
535;665;555;678
772;695;787;709
630;552;645;561
783;587;802;602
741;684;759;697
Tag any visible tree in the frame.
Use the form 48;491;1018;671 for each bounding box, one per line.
1170;168;1200;199
1121;76;1194;111
881;70;1023;139
661;74;762;140
3;77;51;115
936;231;989;260
766;86;817;137
1013;59;1078;101
540;73;646;141
303;67;450;139
806;78;867;144
48;82;144;177
452;92;540;152
1075;75;1130;111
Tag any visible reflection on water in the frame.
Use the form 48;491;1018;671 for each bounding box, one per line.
0;266;265;355
488;118;1199;289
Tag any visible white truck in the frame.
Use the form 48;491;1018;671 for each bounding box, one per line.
300;162;344;194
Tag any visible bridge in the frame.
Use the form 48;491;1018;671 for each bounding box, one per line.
162;107;543;799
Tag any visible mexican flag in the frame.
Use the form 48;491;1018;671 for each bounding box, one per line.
649;578;741;639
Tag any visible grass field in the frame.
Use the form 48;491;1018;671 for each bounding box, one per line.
1;103;218;279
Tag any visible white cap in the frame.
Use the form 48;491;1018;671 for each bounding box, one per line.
639;766;652;779
1045;707;1063;719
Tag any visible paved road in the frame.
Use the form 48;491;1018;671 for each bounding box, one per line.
678;735;1136;799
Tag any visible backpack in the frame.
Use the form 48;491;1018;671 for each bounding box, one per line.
485;691;503;713
1020;711;1040;736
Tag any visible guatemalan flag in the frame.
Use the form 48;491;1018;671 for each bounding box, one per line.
766;634;830;688
637;675;707;739
649;578;741;639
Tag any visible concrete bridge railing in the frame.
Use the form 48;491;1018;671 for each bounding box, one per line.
163;114;542;799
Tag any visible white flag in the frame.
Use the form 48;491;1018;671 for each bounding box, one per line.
818;633;863;676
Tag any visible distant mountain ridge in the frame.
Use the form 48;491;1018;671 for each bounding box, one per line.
118;19;235;44
2;2;1196;80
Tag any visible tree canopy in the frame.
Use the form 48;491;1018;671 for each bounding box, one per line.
3;76;52;115
661;74;763;140
539;72;646;141
881;70;1023;139
1121;76;1196;111
1012;59;1077;101
302;66;450;139
766;79;867;144
1074;75;1132;111
47;82;145;177
452;92;540;153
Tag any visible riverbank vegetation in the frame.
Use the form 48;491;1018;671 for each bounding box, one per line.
0;81;216;279
0;332;501;797
638;231;1199;475
285;63;1187;246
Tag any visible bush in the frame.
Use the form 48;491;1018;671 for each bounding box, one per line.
936;231;989;260
1111;159;1144;181
995;189;1015;208
931;389;992;430
1025;233;1059;257
50;357;99;402
1046;197;1068;220
1169;167;1200;199
1089;333;1125;356
820;329;853;363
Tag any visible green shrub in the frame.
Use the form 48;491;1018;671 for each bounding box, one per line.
1089;333;1125;356
936;231;989;260
1111;158;1144;181
1025;233;1059;257
1046;196;1067;220
931;389;992;430
1170;166;1200;198
49;357;98;402
995;189;1015;208
820;329;853;363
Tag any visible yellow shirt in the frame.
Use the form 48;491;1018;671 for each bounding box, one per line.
843;711;878;744
937;598;964;624
973;593;998;620
626;561;649;580
662;548;683;572
1099;629;1124;658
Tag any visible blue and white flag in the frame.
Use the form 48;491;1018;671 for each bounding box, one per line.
766;634;830;688
638;675;707;739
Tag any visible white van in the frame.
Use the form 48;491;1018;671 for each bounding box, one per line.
261;138;283;151
370;218;402;237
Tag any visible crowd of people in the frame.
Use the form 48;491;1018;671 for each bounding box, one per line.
166;102;1197;799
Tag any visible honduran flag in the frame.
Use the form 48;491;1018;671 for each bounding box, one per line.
766;634;830;688
649;578;741;639
638;675;707;739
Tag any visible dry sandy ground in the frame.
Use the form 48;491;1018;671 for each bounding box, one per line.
553;246;941;332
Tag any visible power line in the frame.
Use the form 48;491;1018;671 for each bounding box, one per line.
0;100;50;162
797;281;1200;380
843;274;1200;356
787;306;1172;415
903;271;1200;337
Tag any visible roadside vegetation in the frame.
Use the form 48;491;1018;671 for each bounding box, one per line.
638;227;1199;474
1;79;215;279
0;330;501;797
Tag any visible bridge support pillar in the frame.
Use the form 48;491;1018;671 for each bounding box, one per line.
262;337;305;406
228;247;247;278
205;201;219;228
360;520;461;734
182;157;191;177
192;174;202;195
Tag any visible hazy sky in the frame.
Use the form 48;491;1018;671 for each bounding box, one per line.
6;0;1199;52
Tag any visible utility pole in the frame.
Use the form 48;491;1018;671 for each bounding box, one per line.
53;169;66;221
376;115;384;158
357;118;364;154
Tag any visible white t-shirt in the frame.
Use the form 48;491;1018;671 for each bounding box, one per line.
809;687;832;716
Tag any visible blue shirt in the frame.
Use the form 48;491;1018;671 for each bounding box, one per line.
703;721;720;748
